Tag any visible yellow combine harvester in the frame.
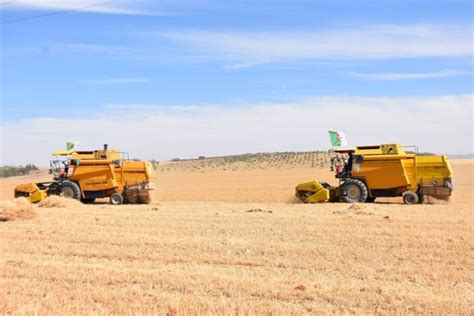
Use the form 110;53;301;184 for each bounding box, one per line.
296;144;453;204
14;144;156;205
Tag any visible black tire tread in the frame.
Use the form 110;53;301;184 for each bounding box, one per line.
61;180;81;200
340;178;368;203
403;191;419;205
365;196;376;203
81;197;96;204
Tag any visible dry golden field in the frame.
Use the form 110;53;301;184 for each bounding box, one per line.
0;159;473;314
156;151;331;173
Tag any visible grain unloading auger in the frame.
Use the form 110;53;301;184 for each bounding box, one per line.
14;144;156;205
295;144;453;205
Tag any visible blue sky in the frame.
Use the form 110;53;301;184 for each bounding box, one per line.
0;0;473;164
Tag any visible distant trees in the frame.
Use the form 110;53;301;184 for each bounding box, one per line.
156;151;332;173
416;152;436;156
406;151;436;156
0;164;39;178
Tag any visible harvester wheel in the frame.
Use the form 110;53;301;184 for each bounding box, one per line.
340;178;368;203
365;196;376;203
110;193;124;205
403;192;419;205
60;181;81;200
81;198;96;204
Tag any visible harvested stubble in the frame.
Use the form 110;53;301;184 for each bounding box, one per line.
0;201;472;314
0;159;472;314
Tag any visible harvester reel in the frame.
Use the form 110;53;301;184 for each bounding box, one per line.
60;181;81;200
340;178;368;203
296;190;313;200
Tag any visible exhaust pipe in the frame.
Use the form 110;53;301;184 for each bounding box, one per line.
104;144;108;150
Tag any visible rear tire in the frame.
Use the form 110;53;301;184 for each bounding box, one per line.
110;193;124;205
60;181;81;200
340;178;368;203
403;191;419;205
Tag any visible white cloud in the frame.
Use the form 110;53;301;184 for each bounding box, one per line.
349;70;470;81
81;77;150;84
159;25;473;67
1;95;472;166
1;0;155;15
0;43;136;57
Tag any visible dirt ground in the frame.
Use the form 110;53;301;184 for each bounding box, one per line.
0;160;472;314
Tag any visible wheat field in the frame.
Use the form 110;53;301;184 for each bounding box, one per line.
0;159;473;314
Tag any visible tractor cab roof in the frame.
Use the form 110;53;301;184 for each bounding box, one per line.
331;148;355;154
332;144;408;156
70;149;122;161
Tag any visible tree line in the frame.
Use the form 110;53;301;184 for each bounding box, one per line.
0;164;39;178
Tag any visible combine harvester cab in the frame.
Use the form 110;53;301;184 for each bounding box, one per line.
14;144;156;205
296;144;453;204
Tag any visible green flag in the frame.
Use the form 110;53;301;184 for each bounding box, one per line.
66;142;77;154
328;131;348;147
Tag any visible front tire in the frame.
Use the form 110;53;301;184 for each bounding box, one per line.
340;178;368;203
60;181;81;200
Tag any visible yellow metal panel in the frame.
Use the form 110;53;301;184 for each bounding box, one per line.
69;164;117;192
121;161;155;186
29;190;47;203
14;183;40;194
52;150;70;156
305;189;331;203
353;160;409;189
355;144;406;155
295;181;331;203
409;155;452;185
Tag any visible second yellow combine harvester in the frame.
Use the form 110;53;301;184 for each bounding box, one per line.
296;144;453;204
14;144;156;205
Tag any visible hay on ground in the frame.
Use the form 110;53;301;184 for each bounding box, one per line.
333;203;374;215
0;197;37;222
37;195;83;208
424;195;450;205
246;208;273;213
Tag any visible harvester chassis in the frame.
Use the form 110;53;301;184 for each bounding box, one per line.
295;144;453;205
